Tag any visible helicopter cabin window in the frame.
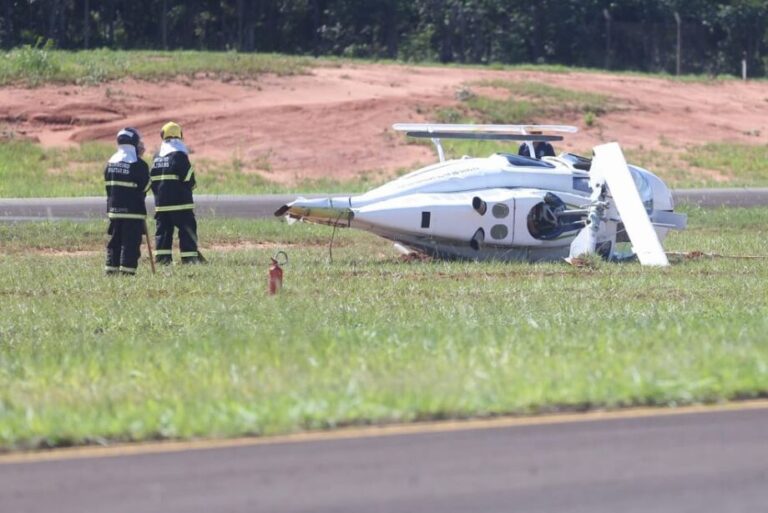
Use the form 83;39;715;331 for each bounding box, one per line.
490;224;508;240
491;203;510;218
421;211;431;228
573;177;591;193
560;153;592;171
497;153;555;168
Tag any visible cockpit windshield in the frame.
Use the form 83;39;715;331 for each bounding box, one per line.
496;153;555;168
559;153;592;171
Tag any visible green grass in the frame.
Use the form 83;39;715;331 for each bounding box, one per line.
680;143;768;186
0;140;375;197
474;79;615;115
1;47;752;88
0;47;311;86
0;140;111;197
334;56;751;83
1;207;768;450
434;79;616;126
5;136;768;197
624;142;768;189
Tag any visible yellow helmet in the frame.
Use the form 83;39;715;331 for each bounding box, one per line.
160;121;183;140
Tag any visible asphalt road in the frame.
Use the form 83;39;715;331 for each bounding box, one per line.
0;194;302;221
1;189;768;221
1;405;767;513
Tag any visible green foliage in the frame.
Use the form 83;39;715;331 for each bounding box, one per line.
1;208;768;449
3;1;768;77
398;25;437;62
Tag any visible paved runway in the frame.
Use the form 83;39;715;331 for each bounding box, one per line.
2;189;768;221
1;404;767;513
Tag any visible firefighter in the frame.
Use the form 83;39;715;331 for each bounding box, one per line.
150;121;200;264
104;127;150;275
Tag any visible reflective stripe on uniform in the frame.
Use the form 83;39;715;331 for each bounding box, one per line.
155;204;195;212
151;175;179;181
180;251;198;258
119;266;137;274
184;167;194;182
144;182;152;193
154;250;173;256
108;212;146;220
105;180;138;188
104;266;119;272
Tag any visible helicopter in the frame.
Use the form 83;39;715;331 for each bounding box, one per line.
274;124;687;266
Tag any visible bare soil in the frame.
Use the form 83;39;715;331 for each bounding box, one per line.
2;63;768;184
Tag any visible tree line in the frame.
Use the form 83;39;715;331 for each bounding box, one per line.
2;0;767;77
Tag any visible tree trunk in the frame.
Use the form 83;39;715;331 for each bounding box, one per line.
2;0;14;48
161;0;167;49
384;2;398;58
312;0;322;57
104;0;115;46
84;0;90;49
237;0;244;50
531;3;543;63
48;0;61;42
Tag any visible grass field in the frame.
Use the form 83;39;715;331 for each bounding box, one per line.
1;206;767;451
434;79;615;127
0;46;748;87
0;140;376;197
4;136;768;197
0;47;310;86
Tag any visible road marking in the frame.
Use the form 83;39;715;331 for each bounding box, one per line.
2;399;767;465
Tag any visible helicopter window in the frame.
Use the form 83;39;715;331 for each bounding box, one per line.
491;203;510;218
561;152;592;171
629;167;654;209
573;177;591;193
421;211;431;228
497;153;555;168
490;224;508;240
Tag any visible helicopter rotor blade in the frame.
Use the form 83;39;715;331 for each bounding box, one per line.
592;143;669;267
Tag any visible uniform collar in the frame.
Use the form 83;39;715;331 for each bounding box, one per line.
109;144;138;163
159;139;189;157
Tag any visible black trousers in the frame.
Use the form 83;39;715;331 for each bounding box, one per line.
154;210;199;263
106;219;144;274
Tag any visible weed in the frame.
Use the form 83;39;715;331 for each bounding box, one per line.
1;39;60;87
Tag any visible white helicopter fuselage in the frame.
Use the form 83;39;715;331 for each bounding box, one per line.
278;151;680;262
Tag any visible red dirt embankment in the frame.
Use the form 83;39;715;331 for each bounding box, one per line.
2;63;768;183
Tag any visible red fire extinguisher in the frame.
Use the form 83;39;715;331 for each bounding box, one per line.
268;251;288;295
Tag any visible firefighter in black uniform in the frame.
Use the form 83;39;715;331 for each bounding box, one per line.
104;127;150;275
151;121;200;264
